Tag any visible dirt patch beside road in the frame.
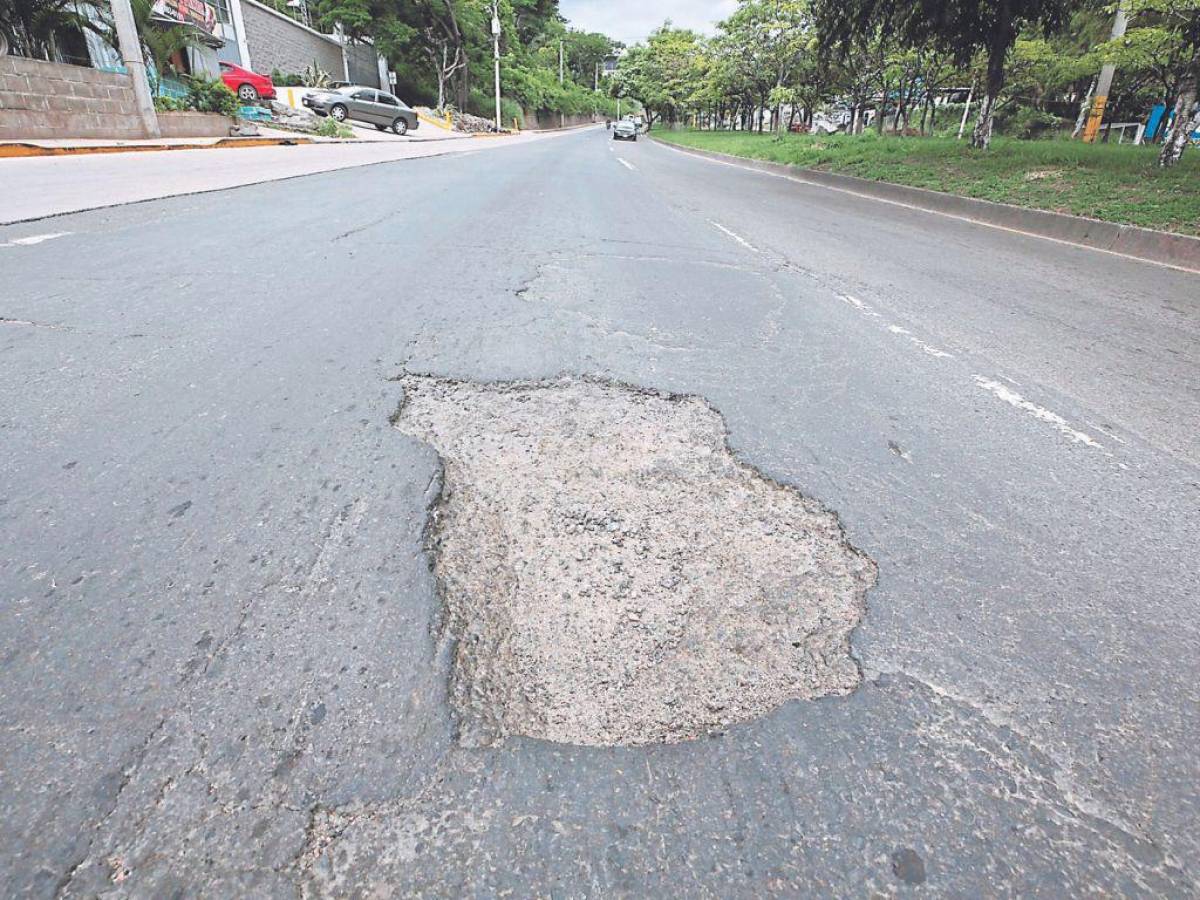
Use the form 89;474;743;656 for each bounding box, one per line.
396;376;876;747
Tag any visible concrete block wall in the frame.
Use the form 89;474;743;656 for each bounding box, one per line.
242;0;343;79
344;41;381;89
0;56;147;139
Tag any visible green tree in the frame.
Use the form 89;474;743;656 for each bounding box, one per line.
714;0;814;131
614;24;708;129
817;0;1081;147
1105;0;1200;164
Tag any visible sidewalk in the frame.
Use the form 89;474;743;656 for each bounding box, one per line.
0;123;472;158
0;128;566;224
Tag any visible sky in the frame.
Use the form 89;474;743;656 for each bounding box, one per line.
559;0;738;47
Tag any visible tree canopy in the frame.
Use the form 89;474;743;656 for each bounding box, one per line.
304;0;624;122
610;0;1199;163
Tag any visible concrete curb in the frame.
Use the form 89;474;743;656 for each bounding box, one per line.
652;138;1200;272
0;136;313;158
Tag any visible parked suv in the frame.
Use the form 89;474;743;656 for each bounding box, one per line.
304;87;420;135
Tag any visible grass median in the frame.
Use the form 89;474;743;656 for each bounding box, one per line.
652;129;1200;236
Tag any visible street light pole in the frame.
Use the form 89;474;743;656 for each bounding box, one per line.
109;0;160;138
491;3;502;132
1082;0;1128;143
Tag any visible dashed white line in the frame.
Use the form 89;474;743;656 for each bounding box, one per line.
887;325;954;358
838;294;880;317
708;221;759;253
839;295;954;357
0;232;70;248
912;340;954;359
617;157;636;171
655;140;1200;276
973;376;1106;451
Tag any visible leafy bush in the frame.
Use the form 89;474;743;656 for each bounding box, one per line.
270;68;306;87
183;74;239;117
997;106;1067;140
315;117;354;138
501;98;524;129
153;95;187;112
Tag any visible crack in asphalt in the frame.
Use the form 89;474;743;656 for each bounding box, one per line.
53;712;171;898
293;669;1193;896
870;665;1182;871
52;498;370;895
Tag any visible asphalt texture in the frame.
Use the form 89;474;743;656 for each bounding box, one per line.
1;127;1198;897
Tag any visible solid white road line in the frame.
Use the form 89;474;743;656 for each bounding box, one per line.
0;232;70;247
973;376;1106;451
708;220;759;253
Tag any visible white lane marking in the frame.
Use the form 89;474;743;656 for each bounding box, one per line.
912;340;954;359
617;157;636;171
654;141;1200;277
1085;420;1129;446
887;324;953;358
709;220;759;253
838;294;879;316
838;294;954;357
1;232;70;247
974;376;1106;451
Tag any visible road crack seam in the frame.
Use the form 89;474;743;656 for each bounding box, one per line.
874;666;1192;890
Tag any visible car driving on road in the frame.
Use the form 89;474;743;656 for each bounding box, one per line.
304;86;420;135
612;119;638;141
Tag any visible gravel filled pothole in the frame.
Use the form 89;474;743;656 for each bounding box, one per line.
395;375;876;748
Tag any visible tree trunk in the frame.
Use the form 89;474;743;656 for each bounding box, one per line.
1160;72;1199;167
971;40;1008;149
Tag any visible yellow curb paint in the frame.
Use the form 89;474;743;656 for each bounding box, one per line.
0;137;313;158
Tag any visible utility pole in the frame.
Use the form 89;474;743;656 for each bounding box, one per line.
491;3;502;132
108;0;160;138
1082;0;1128;143
559;39;565;128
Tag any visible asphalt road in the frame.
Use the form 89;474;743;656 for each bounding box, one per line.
2;127;1198;897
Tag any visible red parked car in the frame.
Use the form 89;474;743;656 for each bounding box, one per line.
218;62;276;103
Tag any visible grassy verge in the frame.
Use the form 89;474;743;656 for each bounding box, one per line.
653;129;1200;236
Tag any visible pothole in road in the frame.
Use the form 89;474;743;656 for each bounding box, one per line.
395;375;876;748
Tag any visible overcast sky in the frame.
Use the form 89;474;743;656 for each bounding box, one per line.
559;0;738;46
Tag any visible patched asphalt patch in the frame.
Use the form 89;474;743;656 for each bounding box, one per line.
395;375;876;748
